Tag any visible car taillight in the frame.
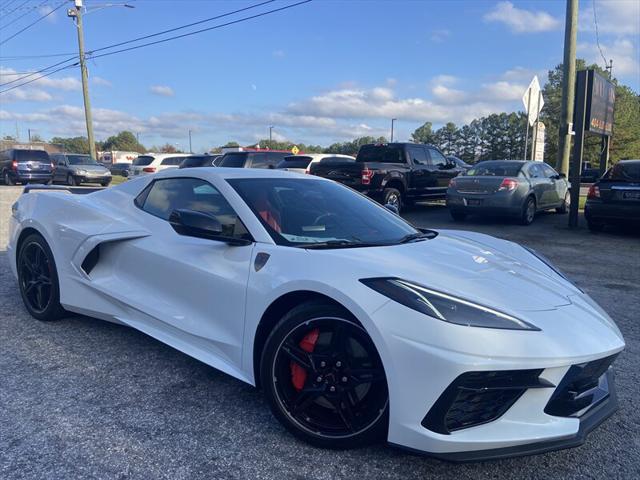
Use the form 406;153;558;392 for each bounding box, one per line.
142;167;156;173
11;160;18;170
361;167;373;185
587;184;600;199
498;178;519;191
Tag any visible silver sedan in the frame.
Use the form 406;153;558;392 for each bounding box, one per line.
446;160;570;225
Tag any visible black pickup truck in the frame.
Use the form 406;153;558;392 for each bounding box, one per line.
309;143;463;212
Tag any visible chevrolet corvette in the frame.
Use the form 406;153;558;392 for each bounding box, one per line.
8;168;625;461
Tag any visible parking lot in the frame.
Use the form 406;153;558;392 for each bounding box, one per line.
1;185;638;480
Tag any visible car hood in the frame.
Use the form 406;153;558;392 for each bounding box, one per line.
320;229;580;315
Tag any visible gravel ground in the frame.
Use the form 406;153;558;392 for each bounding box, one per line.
1;187;639;480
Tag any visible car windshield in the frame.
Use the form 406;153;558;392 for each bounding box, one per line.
15;150;50;163
606;162;640;182
228;178;420;247
133;155;154;166
67;155;99;165
466;162;522;177
277;156;312;169
218;154;246;168
357;145;405;163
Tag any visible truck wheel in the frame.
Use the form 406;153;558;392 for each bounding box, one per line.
383;188;402;214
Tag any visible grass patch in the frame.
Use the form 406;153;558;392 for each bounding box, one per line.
110;175;127;186
579;195;586;211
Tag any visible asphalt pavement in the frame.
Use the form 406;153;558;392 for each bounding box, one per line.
1;187;639;480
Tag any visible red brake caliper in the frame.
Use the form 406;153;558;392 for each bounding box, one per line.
290;328;320;391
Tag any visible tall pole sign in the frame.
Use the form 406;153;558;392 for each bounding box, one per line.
569;69;616;228
522;76;544;160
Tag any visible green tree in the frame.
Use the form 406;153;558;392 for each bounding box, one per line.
411;121;436;144
222;141;240;148
51;136;90;154
102;131;146;153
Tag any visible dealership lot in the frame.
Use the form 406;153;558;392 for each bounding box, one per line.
1;186;639;480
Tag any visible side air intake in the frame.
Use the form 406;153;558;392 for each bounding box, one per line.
81;245;100;275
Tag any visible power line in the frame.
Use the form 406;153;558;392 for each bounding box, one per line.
0;0;51;32
0;1;31;21
0;1;67;47
89;0;312;61
0;62;79;94
0;55;78;88
592;0;609;68
0;52;77;60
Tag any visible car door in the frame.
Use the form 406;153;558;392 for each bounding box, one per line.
406;145;431;195
527;163;552;208
426;147;456;194
115;177;254;371
54;155;69;182
541;163;566;206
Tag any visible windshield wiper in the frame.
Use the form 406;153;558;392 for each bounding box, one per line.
301;240;384;250
397;232;435;244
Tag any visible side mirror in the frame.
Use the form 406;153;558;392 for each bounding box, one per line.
168;209;251;246
558;172;566;178
384;203;399;215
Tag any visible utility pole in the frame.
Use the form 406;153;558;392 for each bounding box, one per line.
69;1;96;160
390;118;396;142
188;130;193;153
269;126;274;146
28;128;32;143
557;0;578;175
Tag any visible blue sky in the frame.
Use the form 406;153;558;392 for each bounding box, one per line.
1;0;638;152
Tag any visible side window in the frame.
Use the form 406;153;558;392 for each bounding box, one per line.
541;164;558;178
427;148;447;168
248;153;270;169
407;146;428;166
161;156;183;166
138;178;249;239
528;164;542;178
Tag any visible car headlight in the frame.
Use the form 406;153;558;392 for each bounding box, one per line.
76;169;88;175
522;246;583;293
360;278;540;331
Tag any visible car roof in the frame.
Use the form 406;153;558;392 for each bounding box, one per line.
153;166;329;181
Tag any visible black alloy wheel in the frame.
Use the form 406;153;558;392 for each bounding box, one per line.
17;234;65;321
383;188;402;214
261;302;388;449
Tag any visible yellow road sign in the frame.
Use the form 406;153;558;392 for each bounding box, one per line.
291;145;299;155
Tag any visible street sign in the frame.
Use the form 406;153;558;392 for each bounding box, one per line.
522;76;544;126
533;122;545;161
585;70;615;136
291;145;299;155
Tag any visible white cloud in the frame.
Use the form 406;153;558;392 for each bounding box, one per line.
484;1;561;33
91;76;112;87
579;0;640;35
0;88;53;103
431;29;451;43
578;38;640;77
150;85;175;97
38;5;57;23
0;67;80;92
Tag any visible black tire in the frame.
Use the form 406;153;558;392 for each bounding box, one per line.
587;220;605;232
556;192;570;214
101;181;111;187
260;301;389;449
382;188;402;214
67;174;79;186
3;170;15;186
520;196;536;225
17;233;65;321
450;210;467;221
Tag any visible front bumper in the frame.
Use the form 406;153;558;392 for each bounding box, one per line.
367;297;625;460
76;174;112;184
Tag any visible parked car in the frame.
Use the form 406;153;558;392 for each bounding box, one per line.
109;162;132;177
581;167;601;183
0;148;53;185
585;160;640;231
51;153;112;186
447;160;570;225
217;150;291;169
129;153;194;176
179;154;222;169
309;143;463;213
447;155;472;171
8;168;624;460
97;150;139;166
276;154;355;174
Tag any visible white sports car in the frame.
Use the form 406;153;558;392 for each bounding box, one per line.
8;168;624;461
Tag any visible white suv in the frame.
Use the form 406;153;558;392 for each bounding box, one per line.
275;153;355;174
130;153;194;176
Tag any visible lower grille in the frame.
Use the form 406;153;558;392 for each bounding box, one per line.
545;354;618;417
422;369;552;434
